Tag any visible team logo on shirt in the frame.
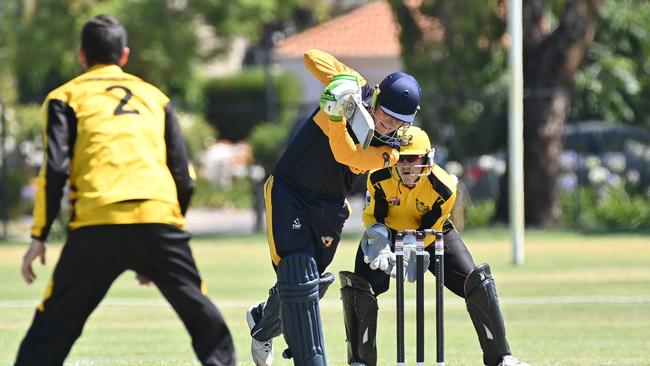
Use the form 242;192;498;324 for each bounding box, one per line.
416;198;430;213
382;152;391;168
321;236;334;247
389;197;401;206
364;191;371;208
292;218;302;230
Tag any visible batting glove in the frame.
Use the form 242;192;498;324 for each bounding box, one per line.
404;245;430;283
319;72;361;121
361;223;394;273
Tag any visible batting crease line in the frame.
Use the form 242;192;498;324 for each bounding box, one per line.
1;295;650;309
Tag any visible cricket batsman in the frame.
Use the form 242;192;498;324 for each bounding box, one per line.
245;49;422;366
339;126;529;366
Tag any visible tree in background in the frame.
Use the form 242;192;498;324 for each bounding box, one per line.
4;0;204;106
1;0;327;109
522;0;603;225
389;0;509;159
10;1;81;104
0;1;17;103
571;0;650;129
389;0;606;226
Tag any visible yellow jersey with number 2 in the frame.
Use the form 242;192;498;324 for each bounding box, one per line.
32;64;191;240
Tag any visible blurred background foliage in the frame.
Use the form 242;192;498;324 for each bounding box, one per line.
3;0;328;108
2;0;650;232
391;0;650;158
390;0;650;229
572;0;650;126
204;68;300;142
0;0;326;217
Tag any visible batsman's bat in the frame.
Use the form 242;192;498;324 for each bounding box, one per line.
343;96;374;149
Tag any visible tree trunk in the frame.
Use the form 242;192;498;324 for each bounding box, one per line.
521;0;603;226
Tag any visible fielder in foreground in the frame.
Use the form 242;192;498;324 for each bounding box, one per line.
339;126;529;366
15;15;235;366
246;49;422;366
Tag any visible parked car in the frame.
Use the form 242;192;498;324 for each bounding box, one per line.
561;121;650;192
462;121;650;201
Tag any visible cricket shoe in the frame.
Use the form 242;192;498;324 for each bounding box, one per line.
246;305;274;366
495;355;530;366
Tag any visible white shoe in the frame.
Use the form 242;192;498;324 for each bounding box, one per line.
496;355;530;366
350;363;367;366
246;305;274;366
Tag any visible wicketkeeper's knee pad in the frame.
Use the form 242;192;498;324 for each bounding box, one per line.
339;271;378;366
277;253;327;366
464;263;511;366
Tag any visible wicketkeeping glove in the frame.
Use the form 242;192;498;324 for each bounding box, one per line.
389;244;430;283
405;245;430;283
319;72;361;121
361;223;394;273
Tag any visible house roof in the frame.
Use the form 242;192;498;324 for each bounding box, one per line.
275;0;401;58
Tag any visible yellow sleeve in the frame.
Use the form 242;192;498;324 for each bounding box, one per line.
327;118;398;171
305;49;397;172
31;102;49;239
362;175;378;228
303;49;366;86
31;171;48;239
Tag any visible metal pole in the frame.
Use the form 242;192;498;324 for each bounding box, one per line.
263;25;277;123
264;52;277;122
434;232;444;366
395;232;405;366
508;0;525;265
416;234;425;366
0;100;8;239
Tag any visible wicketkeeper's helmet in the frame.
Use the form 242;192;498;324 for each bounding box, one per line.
393;126;435;186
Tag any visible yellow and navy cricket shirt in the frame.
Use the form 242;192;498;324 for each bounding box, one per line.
31;64;194;241
272;49;399;200
363;165;457;247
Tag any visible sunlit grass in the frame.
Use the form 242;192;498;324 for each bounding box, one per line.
1;229;649;365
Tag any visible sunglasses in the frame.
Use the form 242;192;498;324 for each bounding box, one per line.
398;155;423;163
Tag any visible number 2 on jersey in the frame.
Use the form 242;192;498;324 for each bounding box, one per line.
106;85;140;115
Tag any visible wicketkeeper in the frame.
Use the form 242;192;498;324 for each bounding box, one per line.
245;49;422;366
339;126;529;366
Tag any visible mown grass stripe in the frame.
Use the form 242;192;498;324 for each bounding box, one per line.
2;294;649;309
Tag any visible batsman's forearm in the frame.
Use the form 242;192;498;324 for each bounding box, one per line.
328;120;398;171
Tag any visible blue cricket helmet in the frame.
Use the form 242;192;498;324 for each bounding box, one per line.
376;72;421;123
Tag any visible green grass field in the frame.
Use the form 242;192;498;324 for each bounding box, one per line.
1;229;649;365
